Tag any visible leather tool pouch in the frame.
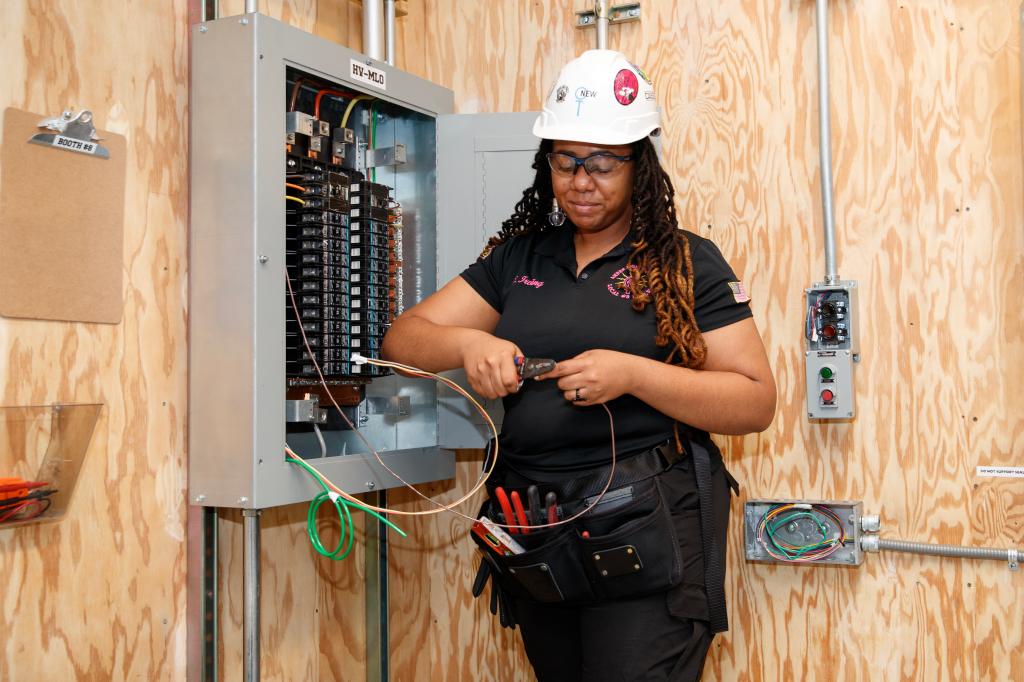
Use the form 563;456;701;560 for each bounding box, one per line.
471;473;682;605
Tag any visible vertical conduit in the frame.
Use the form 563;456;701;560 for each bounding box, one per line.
595;0;610;49
384;0;396;65
244;0;257;14
243;509;261;682
815;0;839;283
363;0;384;61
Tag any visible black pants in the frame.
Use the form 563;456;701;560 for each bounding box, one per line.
504;456;730;681
513;587;713;681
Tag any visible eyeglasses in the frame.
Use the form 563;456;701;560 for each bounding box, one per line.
545;151;634;177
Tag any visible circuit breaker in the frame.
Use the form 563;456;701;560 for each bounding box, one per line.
804;282;859;420
188;14;467;509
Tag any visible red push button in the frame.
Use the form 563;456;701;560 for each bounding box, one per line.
822;324;837;340
820;389;835;403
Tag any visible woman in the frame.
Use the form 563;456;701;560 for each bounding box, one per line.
382;50;775;681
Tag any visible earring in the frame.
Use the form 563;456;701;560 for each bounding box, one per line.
548;198;566;227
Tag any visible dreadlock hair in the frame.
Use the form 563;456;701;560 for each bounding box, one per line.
483;137;708;372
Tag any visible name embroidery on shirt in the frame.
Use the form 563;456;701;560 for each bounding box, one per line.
513;275;545;289
607;265;650;300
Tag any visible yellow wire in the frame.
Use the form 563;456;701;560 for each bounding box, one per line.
286;196;306;206
340;95;374;129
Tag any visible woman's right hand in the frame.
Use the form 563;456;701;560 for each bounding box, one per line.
461;331;523;399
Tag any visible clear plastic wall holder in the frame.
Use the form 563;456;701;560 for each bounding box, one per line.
0;403;102;528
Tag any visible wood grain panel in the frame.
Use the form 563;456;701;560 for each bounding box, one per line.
0;0;189;679
5;0;1012;680
207;1;1024;681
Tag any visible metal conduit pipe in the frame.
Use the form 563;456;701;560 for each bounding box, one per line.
384;0;396;65
862;536;1021;565
242;509;262;682
244;0;258;14
595;0;609;50
815;0;839;284
363;0;384;61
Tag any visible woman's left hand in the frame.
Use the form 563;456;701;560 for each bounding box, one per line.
535;349;637;406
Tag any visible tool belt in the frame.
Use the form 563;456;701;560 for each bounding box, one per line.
472;434;736;634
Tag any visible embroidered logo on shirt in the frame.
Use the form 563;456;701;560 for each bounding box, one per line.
728;281;750;303
607;265;650;299
513;275;545;289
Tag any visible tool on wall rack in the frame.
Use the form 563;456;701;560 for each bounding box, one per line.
805;0;859;421
745;499;1022;571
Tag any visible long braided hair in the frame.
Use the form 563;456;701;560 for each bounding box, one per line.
483;137;708;370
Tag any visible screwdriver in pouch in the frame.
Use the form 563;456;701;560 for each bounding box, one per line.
527;485;542;527
545;491;558;524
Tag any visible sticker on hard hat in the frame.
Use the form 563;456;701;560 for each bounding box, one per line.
574;86;597;116
556;85;569;103
631;63;653;85
614;69;639;105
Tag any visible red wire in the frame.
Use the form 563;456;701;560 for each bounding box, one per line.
314;89;357;120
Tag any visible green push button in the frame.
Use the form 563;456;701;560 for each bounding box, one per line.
820;367;834;380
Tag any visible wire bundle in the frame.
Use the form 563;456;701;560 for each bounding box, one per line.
286;454;406;561
756;503;846;562
0;479;55;524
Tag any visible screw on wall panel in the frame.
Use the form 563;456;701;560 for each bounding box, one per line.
365;481;375;490
238;496;248;504
199;25;208;33
258;254;268;264
239;17;248;25
195;494;206;504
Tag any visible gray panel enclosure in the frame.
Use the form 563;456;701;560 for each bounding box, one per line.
436;112;539;449
189;14;456;509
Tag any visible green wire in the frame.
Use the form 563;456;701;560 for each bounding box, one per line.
765;511;831;559
287;456;407;561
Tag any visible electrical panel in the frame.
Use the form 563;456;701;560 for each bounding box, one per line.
189;14;462;509
804;281;859;419
744;498;873;567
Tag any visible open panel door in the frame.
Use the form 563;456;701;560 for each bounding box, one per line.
436;112;539;449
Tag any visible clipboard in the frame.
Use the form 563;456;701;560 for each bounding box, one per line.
0;107;126;324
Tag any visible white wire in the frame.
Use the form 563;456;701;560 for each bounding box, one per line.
312;422;328;458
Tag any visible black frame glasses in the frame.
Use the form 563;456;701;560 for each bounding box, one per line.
545;151;635;176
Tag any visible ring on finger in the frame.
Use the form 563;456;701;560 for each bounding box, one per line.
573;387;583;402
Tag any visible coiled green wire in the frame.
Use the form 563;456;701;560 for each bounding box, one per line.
287;455;407;561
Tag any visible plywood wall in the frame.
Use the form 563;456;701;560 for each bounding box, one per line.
210;1;1024;680
4;1;1022;681
0;0;190;680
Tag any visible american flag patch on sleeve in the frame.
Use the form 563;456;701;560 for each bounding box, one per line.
728;281;750;303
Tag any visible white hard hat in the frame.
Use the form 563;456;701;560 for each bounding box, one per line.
533;49;661;145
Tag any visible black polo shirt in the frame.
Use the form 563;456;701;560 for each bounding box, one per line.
460;226;752;476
